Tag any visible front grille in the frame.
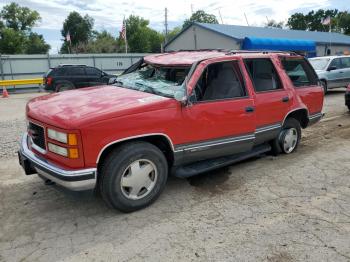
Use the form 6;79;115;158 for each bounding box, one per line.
28;122;46;150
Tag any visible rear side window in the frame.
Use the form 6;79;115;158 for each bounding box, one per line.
244;59;282;92
281;58;318;87
66;67;85;76
54;67;67;76
85;67;101;76
193;61;247;102
340;57;350;69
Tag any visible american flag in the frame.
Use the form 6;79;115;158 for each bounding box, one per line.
322;16;331;26
66;32;71;42
120;18;126;40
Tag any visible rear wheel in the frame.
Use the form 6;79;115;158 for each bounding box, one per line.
99;141;168;212
321;80;328;94
55;82;74;92
271;117;301;155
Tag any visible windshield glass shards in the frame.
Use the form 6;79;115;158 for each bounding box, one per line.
115;63;190;98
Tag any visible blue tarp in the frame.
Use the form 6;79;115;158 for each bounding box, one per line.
243;37;316;53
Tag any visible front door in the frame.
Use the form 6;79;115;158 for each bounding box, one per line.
178;60;256;164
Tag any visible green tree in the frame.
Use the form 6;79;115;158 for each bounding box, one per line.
0;27;26;54
287;9;339;32
25;32;50;54
60;11;94;53
0;2;50;54
336;11;350;35
166;26;181;42
264;20;284;29
86;30;119;53
121;15;163;53
0;2;40;31
183;10;218;28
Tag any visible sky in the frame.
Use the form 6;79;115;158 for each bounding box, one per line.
0;0;348;53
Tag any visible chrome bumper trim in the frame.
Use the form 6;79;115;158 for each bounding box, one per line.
20;133;97;191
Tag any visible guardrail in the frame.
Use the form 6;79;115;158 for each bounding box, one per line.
0;78;43;86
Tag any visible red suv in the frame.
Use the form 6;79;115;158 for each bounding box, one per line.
18;50;324;212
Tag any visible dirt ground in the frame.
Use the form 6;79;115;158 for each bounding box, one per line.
0;90;349;262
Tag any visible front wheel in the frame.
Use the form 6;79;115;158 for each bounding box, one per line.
271;118;301;155
99;141;168;212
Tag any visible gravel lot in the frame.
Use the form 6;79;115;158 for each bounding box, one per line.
0;90;350;262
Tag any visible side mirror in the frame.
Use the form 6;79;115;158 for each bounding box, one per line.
327;66;337;71
174;90;187;105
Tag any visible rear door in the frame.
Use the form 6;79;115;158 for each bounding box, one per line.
243;58;291;144
340;57;350;87
66;66;87;88
281;56;323;115
326;58;343;88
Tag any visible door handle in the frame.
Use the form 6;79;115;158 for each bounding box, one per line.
282;96;290;102
339;71;344;73
245;106;255;113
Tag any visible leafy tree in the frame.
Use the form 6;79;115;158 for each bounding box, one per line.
120;15;163;53
336;11;350;35
0;2;40;31
183;10;218;28
25;32;50;54
0;27;26;54
287;9;339;32
0;2;50;54
264;20;284;29
61;11;94;53
86;30;119;53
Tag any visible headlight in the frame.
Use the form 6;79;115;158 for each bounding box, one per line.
48;143;68;157
48;128;67;143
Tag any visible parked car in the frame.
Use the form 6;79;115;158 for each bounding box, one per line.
19;50;324;212
345;84;350;111
43;64;117;92
309;55;350;93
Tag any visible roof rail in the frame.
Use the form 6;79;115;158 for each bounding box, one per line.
58;64;87;67
168;49;228;53
225;50;299;56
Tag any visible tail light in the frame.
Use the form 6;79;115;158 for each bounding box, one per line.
46;77;53;85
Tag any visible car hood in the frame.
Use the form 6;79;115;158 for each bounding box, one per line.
27;85;176;128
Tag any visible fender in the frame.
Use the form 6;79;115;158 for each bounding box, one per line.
96;133;175;164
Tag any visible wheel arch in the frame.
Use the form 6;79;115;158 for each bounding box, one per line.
283;108;309;128
96;134;175;171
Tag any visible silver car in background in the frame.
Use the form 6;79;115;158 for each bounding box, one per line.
309;56;350;93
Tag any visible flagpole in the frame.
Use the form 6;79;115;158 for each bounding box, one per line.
124;17;128;54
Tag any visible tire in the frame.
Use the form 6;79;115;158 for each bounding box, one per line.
99;141;168;212
55;82;74;92
321;80;328;94
271;117;301;155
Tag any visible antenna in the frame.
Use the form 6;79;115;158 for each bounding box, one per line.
265;16;269;25
244;13;250;26
164;7;168;42
218;8;224;24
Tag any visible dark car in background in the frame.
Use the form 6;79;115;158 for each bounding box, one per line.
43;64;117;92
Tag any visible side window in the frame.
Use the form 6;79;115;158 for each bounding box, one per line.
67;67;85;76
329;58;341;69
340;57;350;69
244;59;282;92
281;58;318;87
85;67;102;76
54;68;67;76
193;61;247;102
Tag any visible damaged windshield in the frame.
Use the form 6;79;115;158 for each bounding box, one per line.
115;62;190;98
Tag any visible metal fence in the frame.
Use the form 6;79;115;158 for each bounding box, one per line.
0;53;148;91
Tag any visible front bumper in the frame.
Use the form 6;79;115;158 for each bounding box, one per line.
18;133;97;191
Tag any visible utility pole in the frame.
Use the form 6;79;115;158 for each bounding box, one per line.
165;8;168;42
217;8;224;24
191;4;194;14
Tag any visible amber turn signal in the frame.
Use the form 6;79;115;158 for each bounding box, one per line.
68;148;79;159
68;134;78;146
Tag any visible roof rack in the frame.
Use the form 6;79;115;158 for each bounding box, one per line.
225;50;299;56
169;49;228;52
58;64;87;67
